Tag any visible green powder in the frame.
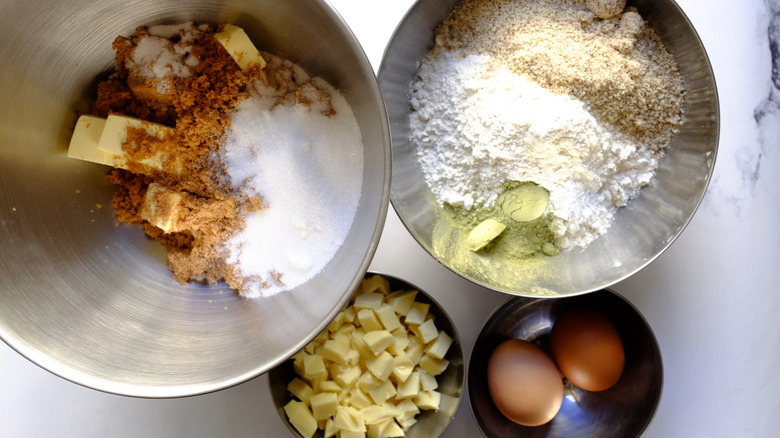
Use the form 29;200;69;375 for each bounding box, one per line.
449;182;558;262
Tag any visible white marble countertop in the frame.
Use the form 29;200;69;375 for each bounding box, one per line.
2;0;779;436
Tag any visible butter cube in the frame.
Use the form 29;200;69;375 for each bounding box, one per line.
213;24;266;70
386;289;418;316
416;319;439;344
67;115;118;165
99;114;176;171
354;292;384;310
404;302;430;326
375;305;403;332
363;330;394;355
283;400;317;438
287;377;314;405
419;370;439;392
361;275;390;295
367;380;397;405
140;183;184;233
366;351;394;381
418;354;449;377
310;392;339;420
413;390;441;411
357;309;384;332
396;370;420;400
425;331;452;360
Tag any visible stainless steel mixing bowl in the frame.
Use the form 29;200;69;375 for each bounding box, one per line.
0;0;390;397
469;290;662;438
268;272;465;438
378;0;719;297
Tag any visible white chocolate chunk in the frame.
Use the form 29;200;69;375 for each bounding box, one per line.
386;290;418;316
413;390;441;411
321;339;351;365
361;275;390;295
283;400;318;438
354;292;384;310
416;319;439;344
363;330;395;355
425;331;452;360
396;370;421;400
419;370;439;392
404;302;430;326
418;354;449;377
303;354;328;382
367;380;396;405
366;351;394;381
375;305;403;332
357;309;384;332
310;392;339;421
334;406;365;433
287;377;314;405
213;24;266;70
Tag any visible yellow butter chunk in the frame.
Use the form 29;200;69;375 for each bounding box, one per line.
140;183;184;233
67;114;179;174
67;115;118;165
214;24;267;71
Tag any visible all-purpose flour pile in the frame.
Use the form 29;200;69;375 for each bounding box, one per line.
410;0;684;257
67;22;363;298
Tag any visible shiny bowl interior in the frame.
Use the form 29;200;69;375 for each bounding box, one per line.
469;290;662;438
268;272;465;438
0;0;390;397
378;0;719;297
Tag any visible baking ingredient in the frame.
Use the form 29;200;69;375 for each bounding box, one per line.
465;218;506;252
487;339;563;426
550;308;625;392
284;275;454;437
411;0;684;254
585;0;626;19
213;24;266;70
68;22;363;298
500;182;549;223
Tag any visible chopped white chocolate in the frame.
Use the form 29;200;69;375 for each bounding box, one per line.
213;23;267;71
284;275;456;437
283;400;317;438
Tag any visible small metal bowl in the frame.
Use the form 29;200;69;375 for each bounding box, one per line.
268;272;465;438
468;290;662;438
378;0;718;297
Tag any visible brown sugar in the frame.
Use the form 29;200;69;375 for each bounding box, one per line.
96;24;262;288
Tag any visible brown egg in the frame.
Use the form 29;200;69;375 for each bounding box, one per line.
550;308;625;392
487;339;563;427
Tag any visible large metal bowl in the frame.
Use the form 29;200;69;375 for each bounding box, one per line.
378;0;719;297
0;0;390;397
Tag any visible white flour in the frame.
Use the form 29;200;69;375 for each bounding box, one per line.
411;51;659;249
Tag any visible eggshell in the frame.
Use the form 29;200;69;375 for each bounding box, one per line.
550;308;625;392
487;339;563;427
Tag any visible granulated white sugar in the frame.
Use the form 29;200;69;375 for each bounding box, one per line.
223;77;364;297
